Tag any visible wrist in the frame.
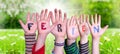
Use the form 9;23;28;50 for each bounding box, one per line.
67;39;75;46
38;33;48;36
55;38;64;43
80;36;88;44
36;34;47;43
38;34;47;39
92;38;100;42
25;33;36;35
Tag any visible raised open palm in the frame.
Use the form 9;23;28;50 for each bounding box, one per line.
87;14;108;39
51;9;67;38
19;13;37;34
67;16;79;40
77;15;90;38
36;9;55;35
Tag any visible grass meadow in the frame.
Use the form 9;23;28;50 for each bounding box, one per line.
0;28;120;54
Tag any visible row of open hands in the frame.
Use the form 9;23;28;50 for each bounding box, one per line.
19;9;108;41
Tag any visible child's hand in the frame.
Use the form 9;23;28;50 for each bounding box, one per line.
36;9;55;36
66;16;79;45
77;15;90;38
19;13;37;53
51;9;67;54
87;14;108;54
19;13;37;34
87;14;108;40
35;9;56;51
67;16;79;40
77;15;90;44
51;9;67;39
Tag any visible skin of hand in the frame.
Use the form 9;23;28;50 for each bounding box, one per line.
51;9;67;54
87;14;108;40
51;9;67;41
77;14;90;44
87;14;108;54
35;9;56;51
19;13;37;54
37;9;55;35
66;16;79;45
19;13;37;34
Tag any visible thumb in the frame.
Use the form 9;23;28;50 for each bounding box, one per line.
19;20;27;32
102;25;109;33
19;20;25;29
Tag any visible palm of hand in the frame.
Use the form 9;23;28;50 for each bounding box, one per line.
79;23;90;37
19;13;37;34
51;9;67;38
25;21;37;33
51;21;66;37
87;14;108;39
38;20;51;34
90;24;105;38
67;26;79;40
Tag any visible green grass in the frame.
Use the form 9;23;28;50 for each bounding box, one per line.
0;29;120;54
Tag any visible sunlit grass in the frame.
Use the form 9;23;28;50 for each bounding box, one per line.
0;29;120;54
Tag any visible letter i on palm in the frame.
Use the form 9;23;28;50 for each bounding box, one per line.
67;16;79;40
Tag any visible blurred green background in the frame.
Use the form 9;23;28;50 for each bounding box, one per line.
0;0;120;54
0;0;120;28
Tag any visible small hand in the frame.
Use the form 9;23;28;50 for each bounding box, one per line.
67;16;79;40
19;13;37;34
77;14;90;38
87;14;108;40
51;9;67;38
51;9;67;54
36;9;55;35
35;9;56;51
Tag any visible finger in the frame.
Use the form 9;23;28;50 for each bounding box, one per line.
40;10;44;20
70;16;74;25
98;15;101;25
95;14;97;24
77;18;80;25
63;13;67;23
73;16;77;25
59;10;62;21
87;16;91;28
80;14;83;24
91;15;94;25
73;16;75;25
67;19;70;27
86;15;89;22
103;25;108;31
54;9;59;21
44;9;48;20
74;17;77;26
31;13;35;22
78;16;81;24
36;13;40;28
83;14;85;23
27;12;30;21
36;13;40;22
101;25;109;34
86;17;92;33
47;11;51;22
19;20;25;29
51;11;55;23
69;17;72;25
